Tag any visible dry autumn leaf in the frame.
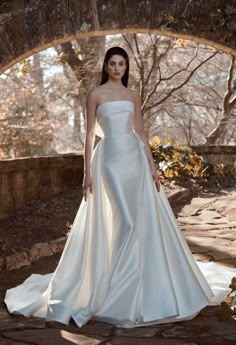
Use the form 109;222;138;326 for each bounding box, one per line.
21;60;30;76
218;301;233;321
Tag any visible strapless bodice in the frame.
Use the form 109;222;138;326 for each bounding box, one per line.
96;100;134;138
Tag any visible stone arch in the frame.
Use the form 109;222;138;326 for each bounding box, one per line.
0;0;236;74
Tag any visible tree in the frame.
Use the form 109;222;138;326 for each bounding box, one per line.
0;57;55;158
205;55;236;144
122;33;218;143
58;36;105;145
1;33;235;160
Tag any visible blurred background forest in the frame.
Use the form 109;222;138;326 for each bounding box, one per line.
0;33;235;159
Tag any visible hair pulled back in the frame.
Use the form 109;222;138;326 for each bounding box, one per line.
100;47;129;87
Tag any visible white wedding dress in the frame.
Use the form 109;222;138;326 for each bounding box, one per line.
4;100;235;328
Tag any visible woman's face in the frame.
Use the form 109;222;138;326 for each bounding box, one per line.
105;54;127;80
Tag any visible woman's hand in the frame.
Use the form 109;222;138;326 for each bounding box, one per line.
82;173;93;201
150;165;160;192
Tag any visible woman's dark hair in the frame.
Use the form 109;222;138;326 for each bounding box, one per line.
100;47;129;87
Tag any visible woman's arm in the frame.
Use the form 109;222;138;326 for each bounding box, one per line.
83;90;97;201
132;89;160;192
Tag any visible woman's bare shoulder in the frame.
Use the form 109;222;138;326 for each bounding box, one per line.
87;86;100;96
86;86;102;103
87;85;107;99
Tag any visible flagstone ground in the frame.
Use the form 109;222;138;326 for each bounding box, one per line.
0;188;235;344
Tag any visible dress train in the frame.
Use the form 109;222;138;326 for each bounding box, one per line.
4;101;235;328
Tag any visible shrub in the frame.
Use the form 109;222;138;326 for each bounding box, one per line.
150;136;210;179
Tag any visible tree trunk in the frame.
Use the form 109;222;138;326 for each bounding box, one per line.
205;56;236;144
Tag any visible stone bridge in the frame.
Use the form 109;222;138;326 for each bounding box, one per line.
0;0;236;74
0;1;236;219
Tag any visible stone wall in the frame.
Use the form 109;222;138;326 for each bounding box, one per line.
0;146;235;220
192;145;236;165
0;153;84;220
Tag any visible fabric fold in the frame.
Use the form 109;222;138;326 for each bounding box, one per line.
4;100;235;328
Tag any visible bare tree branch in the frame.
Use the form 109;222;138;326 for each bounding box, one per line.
144;51;217;114
122;34;141;71
142;44;199;110
144;36;159;87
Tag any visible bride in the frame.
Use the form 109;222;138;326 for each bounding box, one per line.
4;46;235;328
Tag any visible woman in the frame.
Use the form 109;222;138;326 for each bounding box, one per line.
83;46;160;201
4;47;234;328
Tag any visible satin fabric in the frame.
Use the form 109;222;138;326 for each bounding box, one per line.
4;100;235;328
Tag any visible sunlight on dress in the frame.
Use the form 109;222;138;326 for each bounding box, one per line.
4;101;236;328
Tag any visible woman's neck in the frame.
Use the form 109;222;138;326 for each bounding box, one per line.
103;80;125;90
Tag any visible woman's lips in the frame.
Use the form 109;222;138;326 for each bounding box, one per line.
114;72;120;75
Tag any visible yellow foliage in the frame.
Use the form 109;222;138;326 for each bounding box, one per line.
21;60;30;76
164;168;175;178
55;53;69;64
181;145;192;152
166;15;175;23
149;136;161;146
219;276;236;320
218;301;233;321
150;137;209;179
174;38;190;49
229;277;236;291
225;296;234;306
162;137;175;145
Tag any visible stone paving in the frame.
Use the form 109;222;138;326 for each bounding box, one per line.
0;188;235;344
178;188;236;267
